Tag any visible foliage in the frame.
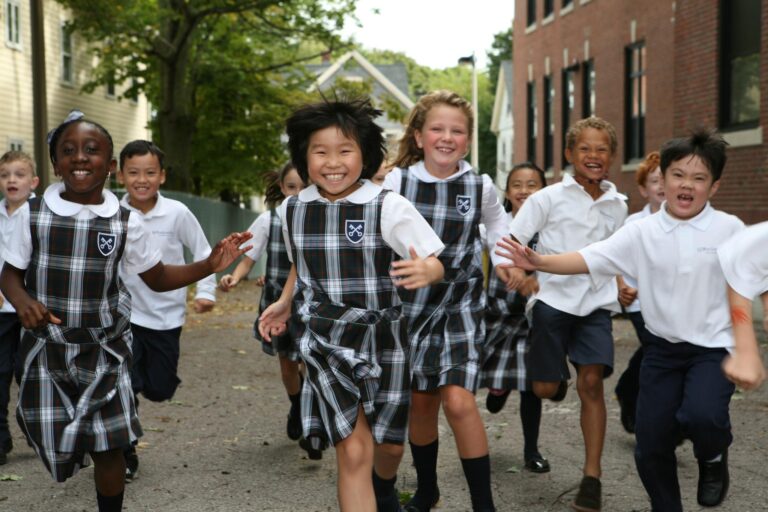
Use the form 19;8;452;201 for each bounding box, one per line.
57;0;355;200
487;27;513;95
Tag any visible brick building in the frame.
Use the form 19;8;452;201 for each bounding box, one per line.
513;0;767;222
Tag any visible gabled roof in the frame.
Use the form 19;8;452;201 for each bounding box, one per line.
307;50;414;110
490;60;514;134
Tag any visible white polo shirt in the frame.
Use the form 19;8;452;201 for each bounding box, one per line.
243;209;273;261
2;182;161;276
580;202;744;349
622;204;653;313
383;160;509;261
718;221;768;300
508;173;627;316
279;180;444;262
119;192;216;330
0;197;32;313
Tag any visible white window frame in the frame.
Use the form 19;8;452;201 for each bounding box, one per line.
8;138;23;151
61;22;74;85
5;0;21;49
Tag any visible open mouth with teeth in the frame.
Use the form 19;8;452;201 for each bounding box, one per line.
323;173;347;183
676;193;694;205
72;169;92;177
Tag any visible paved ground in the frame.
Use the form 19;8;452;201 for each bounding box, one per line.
1;280;767;511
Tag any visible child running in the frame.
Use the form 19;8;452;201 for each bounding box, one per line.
0;111;250;512
384;90;509;512
614;151;664;434
497;128;744;512
480;162;550;474
0;150;39;465
258;97;445;512
499;117;627;512
116;139;219;480
718;221;768;391
219;163;312;455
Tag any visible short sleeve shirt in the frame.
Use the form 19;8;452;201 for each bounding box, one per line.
718;220;768;300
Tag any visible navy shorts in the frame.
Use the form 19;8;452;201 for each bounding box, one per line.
526;300;614;381
130;323;182;402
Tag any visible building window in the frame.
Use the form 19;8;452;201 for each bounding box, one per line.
9;139;23;151
106;73;116;98
127;77;139;104
527;81;537;163
562;66;578;168
527;0;537;26
563;0;574;7
720;0;761;129
61;24;73;84
544;0;554;17
625;42;646;162
544;75;555;170
582;59;595;118
5;0;20;48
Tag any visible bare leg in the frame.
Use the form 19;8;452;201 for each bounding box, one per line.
336;407;375;512
440;385;488;458
279;356;301;395
576;364;606;478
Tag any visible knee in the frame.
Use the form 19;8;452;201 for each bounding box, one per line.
532;381;560;399
441;390;476;423
336;436;373;473
576;371;604;401
680;403;730;433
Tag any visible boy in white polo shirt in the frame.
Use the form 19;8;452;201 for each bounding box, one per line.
718;221;768;391
497;129;744;512
117;140;217;480
500;117;627;512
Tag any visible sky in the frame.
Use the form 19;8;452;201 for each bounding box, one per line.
341;0;515;71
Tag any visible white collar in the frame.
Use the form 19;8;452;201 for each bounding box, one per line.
658;201;714;233
297;180;383;204
0;194;34;218
120;190;167;217
407;160;473;182
43;182;120;217
561;173;627;202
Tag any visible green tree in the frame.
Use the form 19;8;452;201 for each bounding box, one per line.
57;0;354;196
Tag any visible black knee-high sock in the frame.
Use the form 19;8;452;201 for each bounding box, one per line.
408;439;439;510
373;470;400;512
460;455;495;511
97;491;124;512
520;390;543;460
288;389;300;414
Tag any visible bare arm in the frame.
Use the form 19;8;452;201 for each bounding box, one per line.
258;264;297;341
495;236;589;275
0;263;61;329
389;248;444;290
219;256;256;292
722;286;766;391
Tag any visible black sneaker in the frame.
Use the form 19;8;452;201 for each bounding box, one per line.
486;389;511;414
571;476;601;512
524;454;551;473
286;407;302;441
617;397;636;434
124;446;139;482
0;439;12;465
299;437;323;460
697;450;729;507
404;485;440;512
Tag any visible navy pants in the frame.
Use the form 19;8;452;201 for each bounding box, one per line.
129;323;182;402
0;313;21;447
615;311;652;413
634;333;734;512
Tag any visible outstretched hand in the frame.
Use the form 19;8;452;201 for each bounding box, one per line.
208;232;253;273
258;300;291;341
495;236;541;272
389;247;443;290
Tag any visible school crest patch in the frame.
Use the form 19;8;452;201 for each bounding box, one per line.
456;194;472;216
345;220;365;244
97;232;117;256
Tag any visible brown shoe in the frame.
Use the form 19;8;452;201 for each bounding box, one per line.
571;476;601;512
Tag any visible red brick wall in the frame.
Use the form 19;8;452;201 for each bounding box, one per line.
514;0;768;222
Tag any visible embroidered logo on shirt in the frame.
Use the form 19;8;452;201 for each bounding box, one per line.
456;195;472;216
97;232;117;256
345;220;365;244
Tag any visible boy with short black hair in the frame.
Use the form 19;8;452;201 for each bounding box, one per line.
116;140;217;480
502;116;627;511
497;128;744;512
0;150;39;465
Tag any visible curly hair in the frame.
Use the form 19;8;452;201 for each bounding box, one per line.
564;116;618;155
392;90;473;169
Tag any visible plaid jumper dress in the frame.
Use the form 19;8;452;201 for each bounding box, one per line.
397;167;485;392
285;190;410;448
254;209;299;360
479;234;539;392
17;198;141;482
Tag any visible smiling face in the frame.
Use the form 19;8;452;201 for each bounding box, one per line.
54;122;115;205
0;160;38;212
414;104;470;176
565;127;614;182
506;167;544;214
663;155;719;220
307;126;364;201
117;152;166;213
639;166;665;212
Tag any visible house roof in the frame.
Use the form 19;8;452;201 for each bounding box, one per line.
307;50;414;110
490;60;513;134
